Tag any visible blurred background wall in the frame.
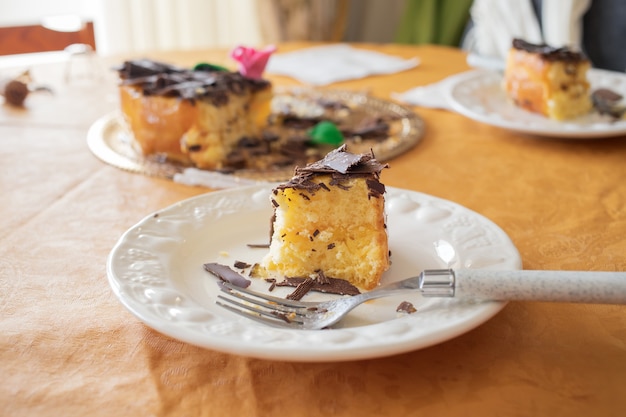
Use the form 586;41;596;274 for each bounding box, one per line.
0;0;407;56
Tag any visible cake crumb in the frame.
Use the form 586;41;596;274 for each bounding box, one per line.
234;260;251;269
265;278;277;291
396;301;417;314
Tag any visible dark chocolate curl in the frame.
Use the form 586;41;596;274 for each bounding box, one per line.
203;262;251;288
512;38;588;62
286;278;316;300
276;276;361;296
298;144;387;175
275;145;388;196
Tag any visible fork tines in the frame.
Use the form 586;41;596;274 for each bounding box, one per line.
216;282;312;328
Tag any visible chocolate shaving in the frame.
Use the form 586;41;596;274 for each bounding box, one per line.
275;145;388;197
234;260;251;269
396;301;417;314
203;262;251;288
593;88;623;103
247;243;270;248
116;59;270;106
276;276;361;296
315;270;330;285
286;278;316;300
512;38;588;62
301;144;377;174
366;178;386;198
297;145;387;175
591;88;626;119
265;278;277;292
318;150;365;174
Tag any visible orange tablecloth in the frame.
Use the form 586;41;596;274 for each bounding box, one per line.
1;43;625;416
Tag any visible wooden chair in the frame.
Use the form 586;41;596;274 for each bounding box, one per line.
0;19;96;56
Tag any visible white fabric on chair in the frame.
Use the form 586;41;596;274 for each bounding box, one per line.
542;0;591;49
464;0;591;62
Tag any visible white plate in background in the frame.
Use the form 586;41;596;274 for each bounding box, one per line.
447;69;626;138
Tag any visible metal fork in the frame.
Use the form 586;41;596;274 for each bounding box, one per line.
216;269;626;330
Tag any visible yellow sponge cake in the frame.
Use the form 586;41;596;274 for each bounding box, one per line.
260;145;389;290
504;38;592;120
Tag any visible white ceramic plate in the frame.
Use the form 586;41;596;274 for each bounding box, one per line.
447;69;626;138
107;184;521;362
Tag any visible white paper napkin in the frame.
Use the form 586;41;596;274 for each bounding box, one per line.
392;72;475;111
266;44;419;86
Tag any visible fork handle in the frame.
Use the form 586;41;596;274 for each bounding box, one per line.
420;269;626;304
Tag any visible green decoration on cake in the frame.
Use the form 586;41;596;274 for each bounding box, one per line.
193;62;229;72
308;121;344;146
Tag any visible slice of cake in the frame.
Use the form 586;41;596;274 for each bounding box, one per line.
259;145;390;290
116;59;272;168
504;38;592;120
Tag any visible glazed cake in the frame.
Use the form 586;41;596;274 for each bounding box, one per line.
504;38;592;120
259;145;389;290
117;59;272;168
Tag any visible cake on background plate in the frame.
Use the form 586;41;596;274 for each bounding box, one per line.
117;59;272;169
504;38;592;120
112;46;417;179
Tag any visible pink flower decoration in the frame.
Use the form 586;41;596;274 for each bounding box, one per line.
230;45;276;79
